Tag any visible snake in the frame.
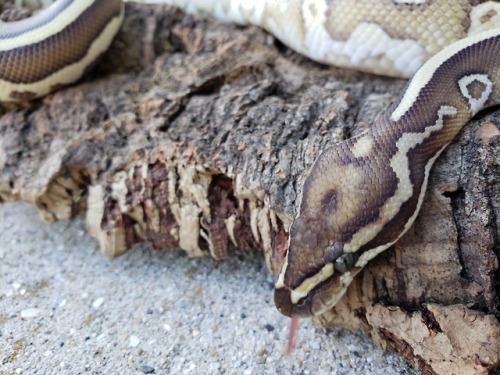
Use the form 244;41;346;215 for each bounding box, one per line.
1;0;499;319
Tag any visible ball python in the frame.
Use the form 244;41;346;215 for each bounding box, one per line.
1;0;499;319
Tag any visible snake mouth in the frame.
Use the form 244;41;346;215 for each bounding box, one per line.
274;284;313;318
274;272;352;318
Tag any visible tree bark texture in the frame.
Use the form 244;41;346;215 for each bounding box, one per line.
0;3;499;374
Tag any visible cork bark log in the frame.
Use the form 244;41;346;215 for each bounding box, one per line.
1;3;499;374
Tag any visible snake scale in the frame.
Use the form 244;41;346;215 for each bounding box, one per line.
0;0;499;318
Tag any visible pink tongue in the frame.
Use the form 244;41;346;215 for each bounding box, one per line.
285;318;299;355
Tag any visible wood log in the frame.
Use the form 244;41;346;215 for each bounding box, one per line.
1;3;498;374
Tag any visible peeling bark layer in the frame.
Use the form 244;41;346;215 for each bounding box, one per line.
0;3;499;374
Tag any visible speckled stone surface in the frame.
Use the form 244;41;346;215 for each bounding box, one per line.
0;202;419;374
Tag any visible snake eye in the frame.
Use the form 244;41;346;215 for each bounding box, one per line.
296;297;306;306
334;253;355;273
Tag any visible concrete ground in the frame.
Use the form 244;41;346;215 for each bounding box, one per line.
0;201;419;374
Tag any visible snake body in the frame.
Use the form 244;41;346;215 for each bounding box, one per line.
0;0;499;318
0;0;123;101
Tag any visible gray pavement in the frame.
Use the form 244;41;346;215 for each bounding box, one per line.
0;201;419;374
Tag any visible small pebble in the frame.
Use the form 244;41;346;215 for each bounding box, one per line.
140;364;155;374
263;324;274;332
255;348;267;357
129;335;140;347
92;297;105;309
21;308;41;319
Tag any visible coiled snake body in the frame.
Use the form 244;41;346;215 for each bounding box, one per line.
1;0;499;318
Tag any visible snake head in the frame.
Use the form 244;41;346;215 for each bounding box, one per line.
274;214;362;317
273;137;393;318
